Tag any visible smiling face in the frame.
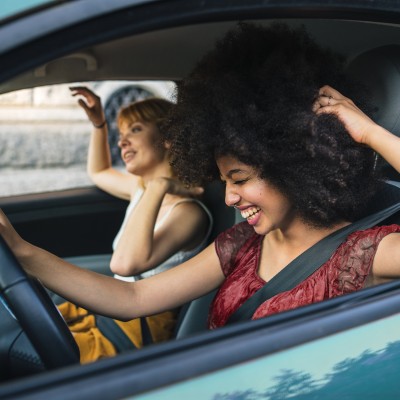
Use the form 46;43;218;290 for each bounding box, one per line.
217;155;295;235
118;119;169;179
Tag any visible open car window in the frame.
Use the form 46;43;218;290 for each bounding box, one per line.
0;80;175;197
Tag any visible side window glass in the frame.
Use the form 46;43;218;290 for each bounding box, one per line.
0;81;175;197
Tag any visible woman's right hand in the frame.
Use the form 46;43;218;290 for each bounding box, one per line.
70;86;106;128
314;85;400;174
313;85;378;146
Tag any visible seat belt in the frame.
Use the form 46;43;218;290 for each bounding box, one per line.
95;315;137;352
226;200;400;324
140;317;154;346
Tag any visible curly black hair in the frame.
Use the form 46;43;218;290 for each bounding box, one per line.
165;23;381;227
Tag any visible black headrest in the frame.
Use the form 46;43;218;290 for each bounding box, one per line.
346;45;400;138
346;45;400;180
363;181;400;225
202;180;236;241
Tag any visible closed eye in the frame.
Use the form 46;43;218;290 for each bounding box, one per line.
131;126;142;133
219;177;249;185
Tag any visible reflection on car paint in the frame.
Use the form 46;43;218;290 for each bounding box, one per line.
136;313;400;399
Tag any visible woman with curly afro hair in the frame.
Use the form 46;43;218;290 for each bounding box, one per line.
2;23;400;330
167;23;378;227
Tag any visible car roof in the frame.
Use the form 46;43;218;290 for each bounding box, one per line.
2;1;400;94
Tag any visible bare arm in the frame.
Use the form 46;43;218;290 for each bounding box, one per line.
314;86;400;283
70;86;134;200
371;233;400;285
111;178;206;276
314;85;400;174
0;209;223;321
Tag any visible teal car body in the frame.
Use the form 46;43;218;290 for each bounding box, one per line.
1;0;55;21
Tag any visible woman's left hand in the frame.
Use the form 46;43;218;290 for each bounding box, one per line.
0;209;25;256
149;177;204;197
312;85;378;146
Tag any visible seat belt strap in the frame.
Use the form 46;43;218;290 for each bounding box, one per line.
140;317;154;346
226;200;400;324
95;315;137;352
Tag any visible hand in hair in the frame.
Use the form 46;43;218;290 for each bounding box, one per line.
313;85;377;145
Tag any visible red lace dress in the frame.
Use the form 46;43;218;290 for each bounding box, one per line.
208;221;400;329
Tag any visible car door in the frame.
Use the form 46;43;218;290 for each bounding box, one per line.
2;281;400;399
0;188;128;275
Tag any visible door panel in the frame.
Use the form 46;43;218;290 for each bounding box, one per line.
0;187;128;258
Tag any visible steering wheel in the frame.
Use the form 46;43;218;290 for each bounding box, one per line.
0;236;79;370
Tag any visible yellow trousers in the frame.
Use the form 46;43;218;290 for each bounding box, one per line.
58;302;177;364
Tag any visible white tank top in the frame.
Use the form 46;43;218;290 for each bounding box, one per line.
113;187;213;282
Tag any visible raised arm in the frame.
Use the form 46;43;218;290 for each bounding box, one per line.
111;177;207;276
314;85;400;284
0;209;223;321
70;86;135;200
313;85;400;174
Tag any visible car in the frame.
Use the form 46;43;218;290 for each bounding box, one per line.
1;0;400;399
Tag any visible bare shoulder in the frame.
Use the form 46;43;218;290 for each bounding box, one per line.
173;198;209;220
372;232;400;281
165;199;211;249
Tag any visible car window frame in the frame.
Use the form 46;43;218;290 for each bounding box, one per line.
2;280;400;399
2;0;400;85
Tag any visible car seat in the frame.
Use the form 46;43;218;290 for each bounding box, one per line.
176;46;400;339
174;180;239;339
346;45;400;180
346;45;400;222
